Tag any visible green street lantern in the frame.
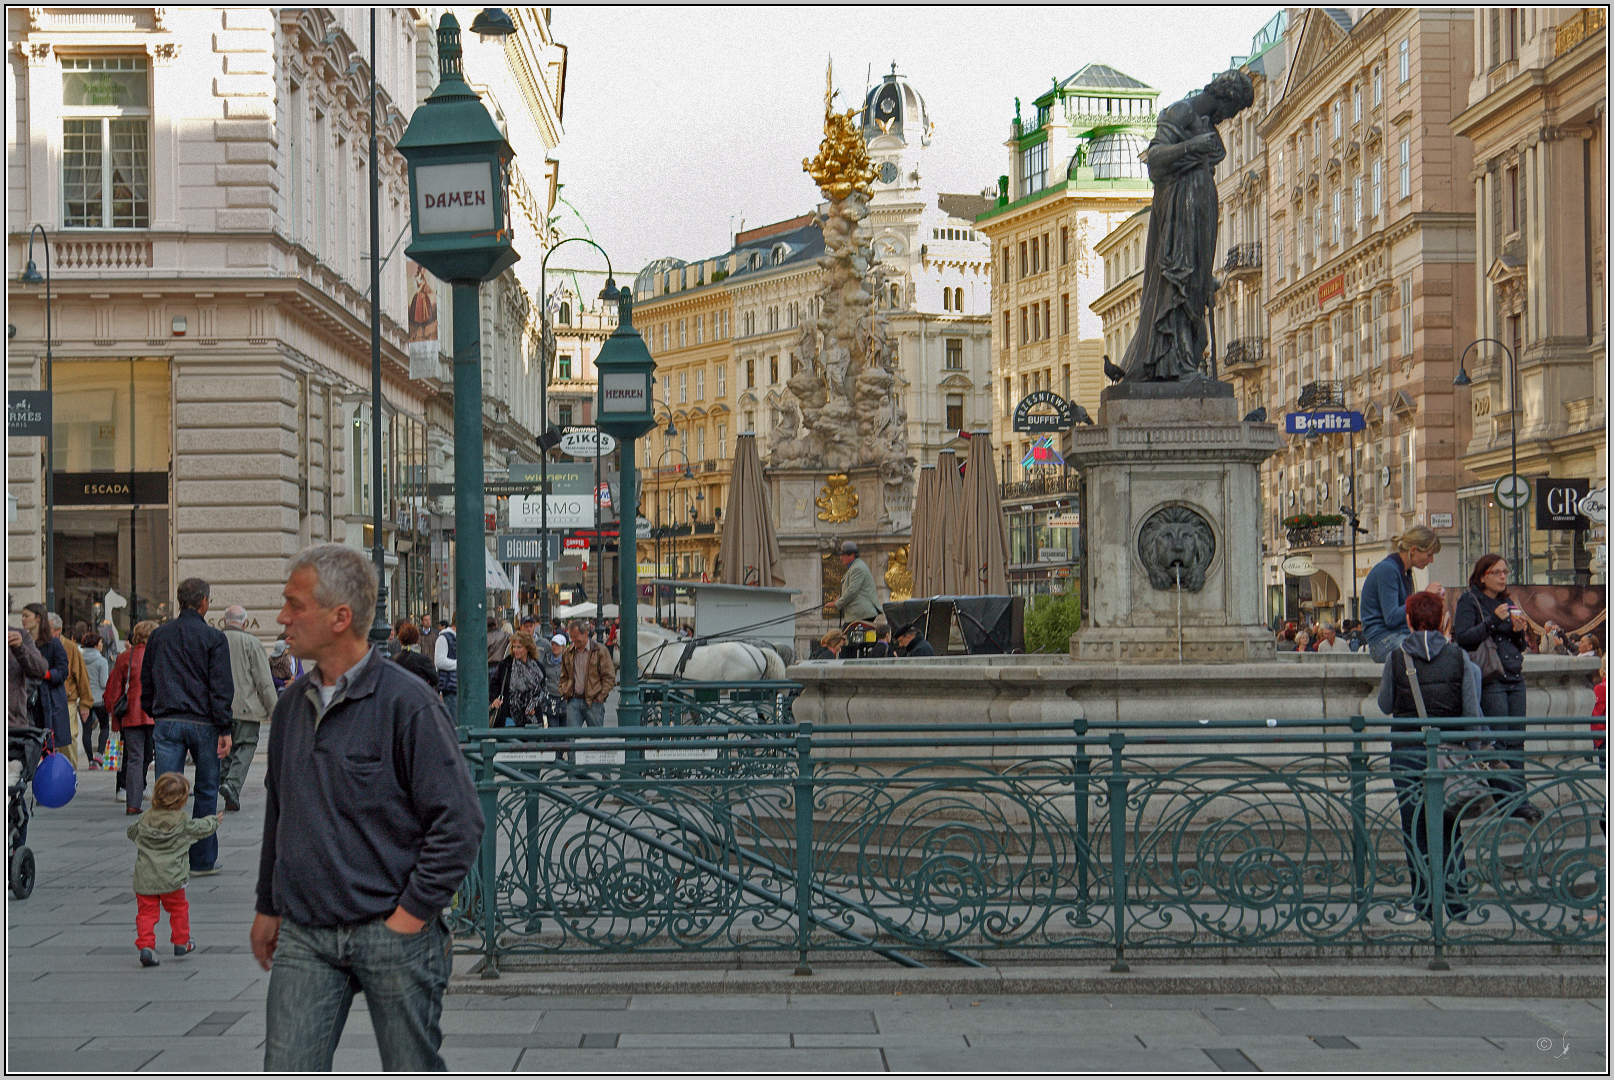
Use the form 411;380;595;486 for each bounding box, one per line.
397;13;518;284
594;285;658;441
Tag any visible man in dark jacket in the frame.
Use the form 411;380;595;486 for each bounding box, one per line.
895;624;936;657
254;544;481;1072
142;578;233;875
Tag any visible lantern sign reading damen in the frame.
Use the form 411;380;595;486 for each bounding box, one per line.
413;162;496;234
1012;390;1074;434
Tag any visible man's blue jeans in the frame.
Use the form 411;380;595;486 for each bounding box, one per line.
263;915;452;1072
1368;629;1410;664
564;698;604;728
153;719;221;872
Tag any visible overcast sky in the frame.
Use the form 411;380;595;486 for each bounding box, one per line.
547;5;1279;272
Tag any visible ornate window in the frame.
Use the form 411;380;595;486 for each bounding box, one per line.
61;56;150;228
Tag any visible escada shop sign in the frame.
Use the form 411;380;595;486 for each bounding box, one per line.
414;161;495;235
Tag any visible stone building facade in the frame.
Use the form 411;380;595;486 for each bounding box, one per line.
1248;7;1478;621
1090;208;1150;382
976;63;1157;595
7;7;566;634
1449;7;1606;584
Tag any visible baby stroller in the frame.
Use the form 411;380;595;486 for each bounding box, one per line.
8;727;47;900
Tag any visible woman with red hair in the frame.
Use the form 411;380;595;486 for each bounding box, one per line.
1377;591;1484;923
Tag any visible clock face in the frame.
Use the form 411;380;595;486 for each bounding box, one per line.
880;161;898;183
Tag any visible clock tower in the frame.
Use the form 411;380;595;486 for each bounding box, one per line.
861;63;929;199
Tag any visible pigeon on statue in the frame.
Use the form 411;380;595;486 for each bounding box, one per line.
1102;355;1127;383
1072;404;1095;426
1243;406;1267;423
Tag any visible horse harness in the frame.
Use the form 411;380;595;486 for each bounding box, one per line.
639;636;771;680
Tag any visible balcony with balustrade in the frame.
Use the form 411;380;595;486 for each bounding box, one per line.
1222;242;1262;278
1223;337;1265;369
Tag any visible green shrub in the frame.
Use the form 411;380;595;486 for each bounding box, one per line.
1024;589;1082;654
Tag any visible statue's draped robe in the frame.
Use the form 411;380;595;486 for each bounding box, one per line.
1121;101;1226;381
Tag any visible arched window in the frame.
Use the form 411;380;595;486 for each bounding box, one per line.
558;301;571;325
953;287;964;311
942;289;952;312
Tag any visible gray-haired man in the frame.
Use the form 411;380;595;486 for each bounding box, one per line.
254;544;482;1071
221;605;277;812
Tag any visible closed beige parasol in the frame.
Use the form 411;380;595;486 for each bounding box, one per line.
958;431;1009;595
936;448;967;595
717;432;785;586
908;464;939;598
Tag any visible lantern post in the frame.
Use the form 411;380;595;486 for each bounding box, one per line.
397;12;519;729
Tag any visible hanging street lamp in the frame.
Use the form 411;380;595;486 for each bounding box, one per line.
397;12;518;730
592;283;658;728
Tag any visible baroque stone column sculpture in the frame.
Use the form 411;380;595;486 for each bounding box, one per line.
768;61;915;530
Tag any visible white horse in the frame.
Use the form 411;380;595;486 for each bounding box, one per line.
636;622;788;681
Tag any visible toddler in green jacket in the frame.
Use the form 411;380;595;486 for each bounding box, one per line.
127;772;221;968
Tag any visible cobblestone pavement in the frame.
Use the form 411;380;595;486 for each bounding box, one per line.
7;753;1606;1073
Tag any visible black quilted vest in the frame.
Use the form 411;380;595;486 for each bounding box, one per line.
1389;640;1466;718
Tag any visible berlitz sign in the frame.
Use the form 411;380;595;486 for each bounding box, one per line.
414;161;495;235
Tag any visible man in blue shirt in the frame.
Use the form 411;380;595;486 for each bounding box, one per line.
1360;524;1446;662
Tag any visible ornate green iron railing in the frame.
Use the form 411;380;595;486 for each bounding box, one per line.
452;693;1606;978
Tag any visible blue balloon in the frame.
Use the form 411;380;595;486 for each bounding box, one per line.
33;751;77;808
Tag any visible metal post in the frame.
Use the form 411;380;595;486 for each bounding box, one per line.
42;237;54;614
793;721;815;976
1507;347;1520;581
1073;717;1090;903
594;430;602;640
453;283;490;730
1423;725;1450;970
368;10;388;643
1107;731;1129;973
617;440;642;728
1347;715;1367;905
478;738;499;978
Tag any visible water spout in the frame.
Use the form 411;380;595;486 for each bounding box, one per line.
1173;564;1184;664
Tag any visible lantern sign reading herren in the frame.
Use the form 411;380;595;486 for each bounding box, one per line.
1012;390;1074;434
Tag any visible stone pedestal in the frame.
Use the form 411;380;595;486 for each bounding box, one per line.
767;465;910;654
1068;387;1282;662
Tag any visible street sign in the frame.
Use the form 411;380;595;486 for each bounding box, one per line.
1493;473;1530;512
7;391;50;437
496;532;560;563
508;462;593;495
1012;390;1073;434
427;480;547;498
1580;487;1608;525
1284;410;1365;434
1536;477;1590;530
509;493;592;529
560;427;617;458
1280;555;1317;577
1047;513;1081;528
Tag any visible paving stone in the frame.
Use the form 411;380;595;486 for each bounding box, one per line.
872;1007;1221;1037
535;1008;876;1034
1267;994;1437;1009
883;1045;1219;1072
7;1050;160;1072
462;994;629;1011
616;1033;793;1048
440;1034;591;1049
4;1036;97;1053
792;1033;971;1048
513;1047;886;1071
628;993;788;1009
79;1035;264;1054
944;993;1111;1009
1202;1007;1557;1038
41;1007;243;1037
138;1049;265;1072
441;1047;526;1071
437;1011;542;1035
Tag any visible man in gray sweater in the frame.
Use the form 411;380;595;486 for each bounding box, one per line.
253;545;482;1072
220;605;277;812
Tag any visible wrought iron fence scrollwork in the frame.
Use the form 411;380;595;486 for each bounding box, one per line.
452;710;1606;976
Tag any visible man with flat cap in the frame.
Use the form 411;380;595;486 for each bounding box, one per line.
834;540;880;629
895;623;936;657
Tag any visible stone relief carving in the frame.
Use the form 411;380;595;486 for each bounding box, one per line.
1137;505;1216;592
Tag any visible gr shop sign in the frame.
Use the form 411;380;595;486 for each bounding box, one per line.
1535;477;1590;531
414;161;495;235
